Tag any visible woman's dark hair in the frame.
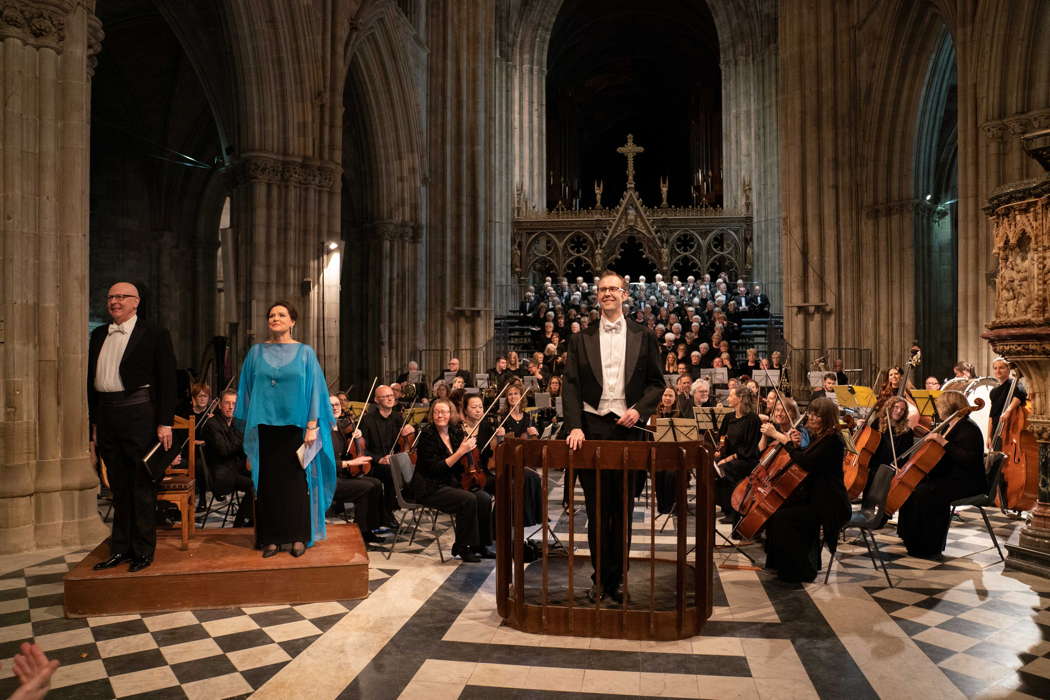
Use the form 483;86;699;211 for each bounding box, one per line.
266;300;298;322
807;398;840;438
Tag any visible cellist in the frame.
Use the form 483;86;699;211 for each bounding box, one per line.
714;385;762;530
864;397;916;503
897;390;984;560
987;357;1026;451
762;398;850;583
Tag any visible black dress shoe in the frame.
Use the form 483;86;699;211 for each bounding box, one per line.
452;544;481;562
262;545;280;558
128;556;153;573
476;545;497;559
290;542;306;557
607;585;628;605
586;584;605;604
93;552;130;570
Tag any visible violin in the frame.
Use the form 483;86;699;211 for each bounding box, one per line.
343;429;371;476
884;398;984;514
458;384;512;491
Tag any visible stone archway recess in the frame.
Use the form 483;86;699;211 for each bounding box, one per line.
509;0;781;304
779;0;1049;373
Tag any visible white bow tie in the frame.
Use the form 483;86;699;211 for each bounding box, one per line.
603;320;623;334
108;324;127;335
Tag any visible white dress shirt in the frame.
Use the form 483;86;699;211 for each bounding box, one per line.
94;314;138;392
584;313;628;417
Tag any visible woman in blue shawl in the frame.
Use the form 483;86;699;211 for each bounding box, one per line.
234;301;336;558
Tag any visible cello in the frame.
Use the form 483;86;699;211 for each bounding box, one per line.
883;398;984;514
843;353;920;499
731;371;800;512
989;372;1038;512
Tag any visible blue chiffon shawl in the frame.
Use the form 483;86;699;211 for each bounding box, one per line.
233;342;336;546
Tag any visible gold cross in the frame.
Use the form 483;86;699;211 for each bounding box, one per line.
616;134;644;189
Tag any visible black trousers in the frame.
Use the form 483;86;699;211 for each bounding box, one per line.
213;466;255;528
418;486;493;548
578;412;644;591
255;425;310;547
97;401;157;558
332;475;383;534
368;461;398;521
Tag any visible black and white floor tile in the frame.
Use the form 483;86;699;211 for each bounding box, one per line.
0;480;1046;698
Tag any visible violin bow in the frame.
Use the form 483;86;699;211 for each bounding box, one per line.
480;386;532;453
349;377;378;436
387;397;418;458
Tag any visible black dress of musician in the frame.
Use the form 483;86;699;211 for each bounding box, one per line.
897;392;985;559
864;397;916;504
408;399;494;562
714;386;762;523
763;398;850;583
563;271;664;604
328;397;385;542
89;282;176;573
988;358;1027;449
487;387;544;528
359;385;413;525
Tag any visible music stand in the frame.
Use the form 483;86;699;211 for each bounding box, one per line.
555;396;563;417
443;371;457;386
664;374;679;388
534;392;552;409
522;376;540;391
701;368;729;386
405;407;429;427
755;370;780;387
807;371;828;390
833;385;877;410
407;370;422;384
654;418;698;442
475;373;489;389
910;390;941;418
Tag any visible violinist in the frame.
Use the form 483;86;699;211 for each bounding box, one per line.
897;390;984;560
987;357;1026;451
496;381;540;439
359;385;414;527
466;392;544;528
714;385;762;528
408;398;494;563
507;351;525;378
762;398;850;583
759;396;808;451
328;396;386;544
691;378;716;409
652;387;686;515
865;397;915;502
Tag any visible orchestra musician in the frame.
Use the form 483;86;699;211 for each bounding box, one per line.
896;390;985;560
408;398;494;563
761;398;850;583
496;382;540;440
987;357;1026;450
759;395;808;451
358;384;414;528
865;397;916;503
651;387;687;515
713;385;762;531
327;396;385;544
563;270;664;605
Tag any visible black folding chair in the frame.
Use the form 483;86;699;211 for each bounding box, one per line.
947;454;1007;563
826;464;895;587
386;453;451;562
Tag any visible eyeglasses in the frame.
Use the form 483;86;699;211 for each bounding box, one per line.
107;294;138;301
597;286;624;294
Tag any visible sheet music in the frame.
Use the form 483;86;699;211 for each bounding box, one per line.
296;439;321;470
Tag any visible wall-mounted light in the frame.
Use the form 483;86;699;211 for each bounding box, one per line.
327;241;340;251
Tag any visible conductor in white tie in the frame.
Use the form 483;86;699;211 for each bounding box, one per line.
563;270;664;605
87;282;177;573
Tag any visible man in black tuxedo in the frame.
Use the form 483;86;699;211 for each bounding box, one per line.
88;282;176;573
748;284;770;317
563;271;664;605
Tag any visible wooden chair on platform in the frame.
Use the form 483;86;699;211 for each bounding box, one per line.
156;415;197;550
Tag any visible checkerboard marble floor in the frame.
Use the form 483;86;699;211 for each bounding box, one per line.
1;482;1047;699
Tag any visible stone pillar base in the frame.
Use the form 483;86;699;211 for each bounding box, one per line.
1005;541;1050;579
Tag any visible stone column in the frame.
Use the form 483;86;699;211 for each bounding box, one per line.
0;0;107;552
228;154;342;374
984;133;1050;576
425;0;498;358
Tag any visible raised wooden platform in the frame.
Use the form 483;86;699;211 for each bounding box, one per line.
64;524;369;618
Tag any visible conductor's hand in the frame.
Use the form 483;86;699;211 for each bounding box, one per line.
788;429;802;446
567;428;585;450
157;425;172;451
616;408;641;428
457;436;478;456
304;426;320;446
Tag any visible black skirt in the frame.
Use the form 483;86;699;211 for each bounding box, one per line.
256;424;310;547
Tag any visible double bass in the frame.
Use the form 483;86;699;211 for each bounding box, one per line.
989;374;1038;512
843;353;920;499
883;398;984;514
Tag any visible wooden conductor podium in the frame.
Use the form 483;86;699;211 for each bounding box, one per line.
494;438;713;641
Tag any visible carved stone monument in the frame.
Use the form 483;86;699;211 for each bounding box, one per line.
983;129;1050;576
